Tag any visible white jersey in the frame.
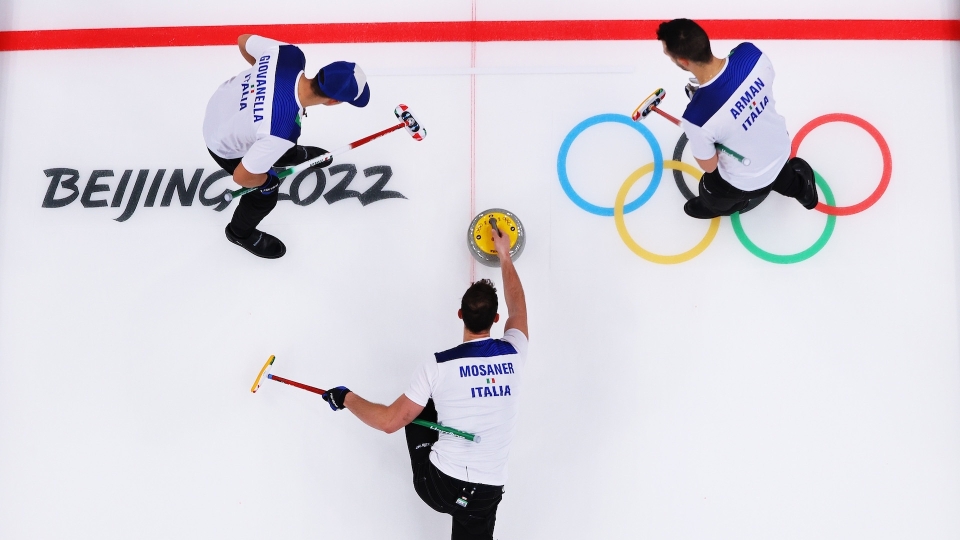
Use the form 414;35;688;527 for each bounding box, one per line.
202;36;305;174
405;329;529;486
680;43;791;191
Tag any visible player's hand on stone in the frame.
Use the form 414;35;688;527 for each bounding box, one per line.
491;223;512;260
322;386;351;411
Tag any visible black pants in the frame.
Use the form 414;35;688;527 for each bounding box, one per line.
405;400;504;540
691;159;807;216
207;148;303;238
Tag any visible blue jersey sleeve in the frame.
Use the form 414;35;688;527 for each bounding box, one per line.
269;45;306;143
682;43;763;128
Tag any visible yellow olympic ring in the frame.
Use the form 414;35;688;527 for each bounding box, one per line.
614;160;720;264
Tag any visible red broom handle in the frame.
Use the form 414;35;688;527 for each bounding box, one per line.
347;122;404;150
269;374;326;395
651;105;681;126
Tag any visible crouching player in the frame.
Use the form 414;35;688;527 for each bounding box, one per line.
203;34;370;258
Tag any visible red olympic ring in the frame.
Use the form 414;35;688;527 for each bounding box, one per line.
790;113;892;216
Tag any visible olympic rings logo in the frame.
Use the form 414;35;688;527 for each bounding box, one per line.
557;113;892;264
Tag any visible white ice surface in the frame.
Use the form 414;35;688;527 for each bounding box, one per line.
1;2;959;539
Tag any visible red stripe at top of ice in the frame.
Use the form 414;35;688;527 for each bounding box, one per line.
0;19;958;51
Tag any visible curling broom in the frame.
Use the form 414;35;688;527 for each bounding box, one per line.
251;355;480;443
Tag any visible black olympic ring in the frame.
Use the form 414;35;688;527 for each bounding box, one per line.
671;133;768;214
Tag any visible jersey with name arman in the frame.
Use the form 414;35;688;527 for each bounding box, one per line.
202;35;305;174
405;329;528;486
681;42;791;191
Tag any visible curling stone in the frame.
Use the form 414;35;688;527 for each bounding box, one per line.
467;208;525;267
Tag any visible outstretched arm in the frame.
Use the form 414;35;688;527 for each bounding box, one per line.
492;226;528;338
342;392;424;434
238;34;255;65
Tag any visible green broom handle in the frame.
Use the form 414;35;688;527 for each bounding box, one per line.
412;419;481;443
223;121;408;202
716;143;751;166
223;153;333;202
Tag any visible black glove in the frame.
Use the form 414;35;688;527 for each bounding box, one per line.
322;386;351;411
258;170;282;196
684;82;699;100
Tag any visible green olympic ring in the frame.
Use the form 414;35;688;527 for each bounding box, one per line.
730;171;837;264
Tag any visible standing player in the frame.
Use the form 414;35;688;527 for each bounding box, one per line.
321;229;528;540
203;34;370;258
657;19;818;219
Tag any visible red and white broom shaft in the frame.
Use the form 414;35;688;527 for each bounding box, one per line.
345;122;405;149
307;122;406;170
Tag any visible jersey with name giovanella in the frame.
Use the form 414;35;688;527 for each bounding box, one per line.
202;35;305;174
681;42;791;191
405;329;528;486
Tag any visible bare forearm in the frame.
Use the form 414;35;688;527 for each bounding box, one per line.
695;152;719;173
343;393;393;432
499;257;524;314
498;255;527;334
233;162;268;188
341;393;423;434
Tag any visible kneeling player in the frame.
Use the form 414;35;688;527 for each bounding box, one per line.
657;19;818;219
322;229;528;540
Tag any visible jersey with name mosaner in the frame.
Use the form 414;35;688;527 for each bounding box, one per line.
681;42;791;191
405;329;528;486
203;35;304;174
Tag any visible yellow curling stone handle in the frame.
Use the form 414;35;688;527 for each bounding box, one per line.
471;212;519;255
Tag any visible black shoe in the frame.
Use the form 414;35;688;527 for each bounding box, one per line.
684;197;748;219
790;157;818;210
273;145;330;169
683;198;722;219
225;225;286;259
725;200;750;216
739;191;770;215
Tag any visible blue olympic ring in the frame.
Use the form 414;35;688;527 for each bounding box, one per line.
557;113;664;217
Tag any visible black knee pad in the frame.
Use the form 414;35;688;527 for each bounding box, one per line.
273;145;331;168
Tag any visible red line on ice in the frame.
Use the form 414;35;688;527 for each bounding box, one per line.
1;20;958;51
469;1;478;283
